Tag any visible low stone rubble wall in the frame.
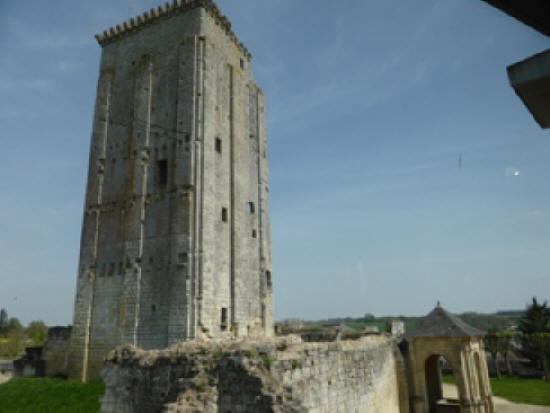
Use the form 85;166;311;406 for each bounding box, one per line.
43;326;71;377
0;360;13;384
13;347;44;378
101;335;407;413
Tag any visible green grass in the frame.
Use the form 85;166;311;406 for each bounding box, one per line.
0;378;105;413
443;375;550;406
490;377;550;406
403;320;417;332
442;374;456;384
344;321;386;331
343;320;417;333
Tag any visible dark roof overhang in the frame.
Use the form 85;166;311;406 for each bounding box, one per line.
508;49;550;129
481;0;550;37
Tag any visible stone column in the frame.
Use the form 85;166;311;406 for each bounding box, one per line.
455;351;475;413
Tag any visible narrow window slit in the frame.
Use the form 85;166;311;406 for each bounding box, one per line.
221;308;228;331
157;159;168;189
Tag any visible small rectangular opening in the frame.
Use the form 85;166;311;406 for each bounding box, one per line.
248;202;255;214
240;58;244;70
222;207;228;222
266;271;272;288
178;252;188;264
221;307;228;331
252;229;257;238
157;159;168;189
215;137;222;154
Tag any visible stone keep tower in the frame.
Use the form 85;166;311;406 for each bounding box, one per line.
68;0;273;381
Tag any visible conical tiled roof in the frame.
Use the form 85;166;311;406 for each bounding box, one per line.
406;305;485;338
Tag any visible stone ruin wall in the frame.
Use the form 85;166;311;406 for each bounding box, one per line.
100;335;408;413
43;326;72;377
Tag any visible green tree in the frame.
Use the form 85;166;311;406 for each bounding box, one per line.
26;321;48;346
484;333;514;378
0;329;25;359
519;297;549;334
363;313;375;322
522;333;550;382
0;308;8;335
6;317;23;334
519;297;550;382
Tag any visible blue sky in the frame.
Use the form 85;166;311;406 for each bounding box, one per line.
0;0;548;326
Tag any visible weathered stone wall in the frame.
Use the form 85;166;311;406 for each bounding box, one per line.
101;336;407;413
69;1;273;381
43;326;72;377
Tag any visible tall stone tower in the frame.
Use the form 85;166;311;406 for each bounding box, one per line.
68;0;273;381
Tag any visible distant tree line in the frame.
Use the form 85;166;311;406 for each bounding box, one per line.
0;308;22;335
0;308;48;360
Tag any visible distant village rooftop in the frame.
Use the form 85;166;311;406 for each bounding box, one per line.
94;0;251;60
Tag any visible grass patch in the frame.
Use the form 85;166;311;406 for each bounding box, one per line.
403;320;417;332
443;375;550;406
244;348;257;359
0;377;104;413
344;321;386;331
442;374;456;384
213;349;229;360
491;377;550;406
262;355;275;370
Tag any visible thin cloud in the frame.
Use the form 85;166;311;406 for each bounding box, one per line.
25;34;92;50
0;109;21;119
0;78;53;92
264;2;494;139
6;17;92;50
55;60;80;73
527;209;544;218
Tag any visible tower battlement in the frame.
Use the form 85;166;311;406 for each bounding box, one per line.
94;0;251;59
